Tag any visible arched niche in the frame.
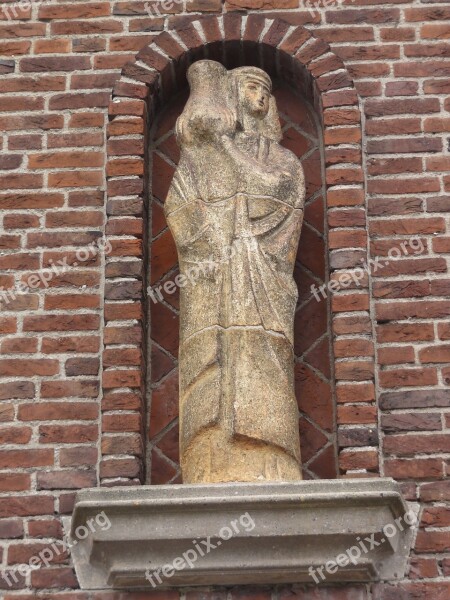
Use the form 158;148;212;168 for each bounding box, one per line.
102;15;374;486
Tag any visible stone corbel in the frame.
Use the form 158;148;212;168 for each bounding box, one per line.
67;478;417;590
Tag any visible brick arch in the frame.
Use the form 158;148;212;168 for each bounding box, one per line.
102;15;376;486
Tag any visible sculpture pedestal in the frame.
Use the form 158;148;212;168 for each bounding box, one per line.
67;479;416;590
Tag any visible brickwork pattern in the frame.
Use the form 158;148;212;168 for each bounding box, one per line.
0;1;448;598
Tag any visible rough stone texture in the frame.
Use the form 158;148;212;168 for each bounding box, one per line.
150;85;335;484
164;61;305;483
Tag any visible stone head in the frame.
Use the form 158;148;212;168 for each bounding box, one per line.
231;66;281;142
233;67;272;119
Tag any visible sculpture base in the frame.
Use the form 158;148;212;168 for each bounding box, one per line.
67;479;416;590
182;428;302;483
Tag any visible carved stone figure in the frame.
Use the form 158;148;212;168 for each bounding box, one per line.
164;60;306;483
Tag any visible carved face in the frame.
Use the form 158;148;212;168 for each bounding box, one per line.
241;78;270;119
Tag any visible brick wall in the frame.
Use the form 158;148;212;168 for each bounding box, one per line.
0;1;449;599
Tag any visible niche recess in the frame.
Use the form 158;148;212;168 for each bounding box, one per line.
147;83;337;483
102;16;375;487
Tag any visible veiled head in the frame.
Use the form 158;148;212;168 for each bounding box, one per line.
233;67;272;118
231;66;282;142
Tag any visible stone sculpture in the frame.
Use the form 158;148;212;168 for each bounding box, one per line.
164;60;306;483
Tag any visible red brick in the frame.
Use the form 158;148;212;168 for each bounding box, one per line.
102;392;141;410
0;474;31;492
438;323;450;341
385;458;443;479
39;424;97;444
421;506;450;528
24;315;100;332
425;118;450;134
379;367;438;388
40;381;99;399
324;126;362;145
420;481;450;502
0;496;54;518
370;217;445;236
419;344;450;363
368;137;442;154
38;2;111;19
0;359;59;377
8;542;67;565
368;157;422;176
28;519;64;539
339;449;379;471
37;470;97;490
373;583;450;599
394;60;450;78
42;335;100;354
296;38;330;66
326;8;399;25
335;361;374;382
100;457;140;478
384;434;450;456
378;346;415;365
34;39;71;54
366;117;421;137
103;347;141;367
107;157;144;176
332;293;369;313
226;0;298;9
114;0;180;14
65;357;100;376
0;449;54;469
0;520;23;539
102;434;142;456
0;192;64;210
404;7;450;22
380;27;415;42
69;112;104;128
29;152;103;170
382;413;442;433
48;170;103;188
3;214;40;229
60;447;98;467
365;98;440;117
415;531;450;553
409;557;439;579
18;402;98;422
0;426;32;445
31;566;78;589
21;56;91;73
334;339;373;359
337;406;377;425
49;92;110;110
102;413;141;433
103;369;141;388
421;24;450;40
377;323;434;343
336;383;375;404
0;41;31;56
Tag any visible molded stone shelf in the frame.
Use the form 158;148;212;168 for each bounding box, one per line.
68;478;416;590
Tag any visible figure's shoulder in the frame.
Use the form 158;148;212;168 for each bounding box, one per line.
270;141;304;173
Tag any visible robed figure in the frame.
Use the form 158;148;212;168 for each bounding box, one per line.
164;60;306;483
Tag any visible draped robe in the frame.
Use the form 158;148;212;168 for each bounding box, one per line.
165;100;305;483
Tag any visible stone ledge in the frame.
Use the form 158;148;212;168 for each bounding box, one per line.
67;478;416;589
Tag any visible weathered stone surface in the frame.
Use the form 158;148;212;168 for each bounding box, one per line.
164;60;306;483
68;479;416;589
